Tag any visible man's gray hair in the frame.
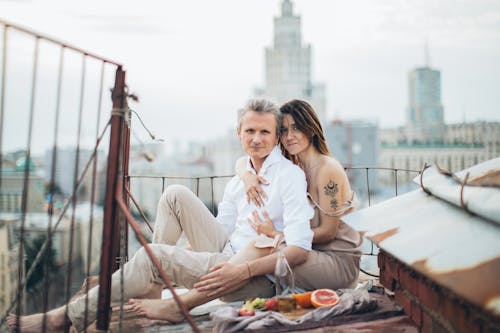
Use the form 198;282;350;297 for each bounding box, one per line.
237;99;281;133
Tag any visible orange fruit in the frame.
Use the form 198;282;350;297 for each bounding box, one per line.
292;292;313;308
311;289;340;308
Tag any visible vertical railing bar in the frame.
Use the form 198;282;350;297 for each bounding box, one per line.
96;67;126;331
365;168;371;206
196;177;200;197
395;169;398;197
118;205;126;333
0;25;8;190
41;44;65;333
63;53;86;333
16;35;40;331
121;92;131;265
117;83;131;331
211;176;215;213
124;185;153;232
365;168;373;255
83;60;105;332
162;177;165;194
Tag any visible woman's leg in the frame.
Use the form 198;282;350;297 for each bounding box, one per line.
293;250;360;290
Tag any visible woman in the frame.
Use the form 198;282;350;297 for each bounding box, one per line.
238;99;363;291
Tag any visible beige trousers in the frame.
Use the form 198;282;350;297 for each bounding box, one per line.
67;185;273;331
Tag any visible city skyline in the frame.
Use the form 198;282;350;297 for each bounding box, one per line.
1;0;499;154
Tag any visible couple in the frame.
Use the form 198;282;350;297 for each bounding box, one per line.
8;99;362;332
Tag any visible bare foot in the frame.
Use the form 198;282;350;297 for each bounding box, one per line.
6;307;66;333
127;298;185;323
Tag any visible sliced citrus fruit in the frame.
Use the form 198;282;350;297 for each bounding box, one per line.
292;292;313;308
311;289;340;308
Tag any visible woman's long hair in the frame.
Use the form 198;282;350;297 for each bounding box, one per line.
279;99;330;163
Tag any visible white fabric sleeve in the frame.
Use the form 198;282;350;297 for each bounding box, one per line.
280;165;314;251
216;177;238;237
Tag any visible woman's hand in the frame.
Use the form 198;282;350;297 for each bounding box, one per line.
194;262;249;297
242;172;269;207
248;211;280;238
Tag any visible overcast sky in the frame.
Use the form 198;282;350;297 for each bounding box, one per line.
1;0;500;153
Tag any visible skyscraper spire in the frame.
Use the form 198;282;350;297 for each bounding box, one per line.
255;0;326;124
281;0;293;17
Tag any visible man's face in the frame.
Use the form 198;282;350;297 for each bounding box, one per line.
238;110;278;168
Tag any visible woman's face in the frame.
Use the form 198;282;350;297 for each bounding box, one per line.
280;114;311;155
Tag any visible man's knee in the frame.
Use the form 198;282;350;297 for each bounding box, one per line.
161;184;192;205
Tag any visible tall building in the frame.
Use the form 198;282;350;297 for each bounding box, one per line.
406;57;445;143
324;120;379;198
0;156;45;213
256;0;326;123
44;148;105;202
0;215;23;317
379;121;500;182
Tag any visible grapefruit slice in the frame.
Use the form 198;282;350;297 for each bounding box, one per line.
311;289;340;308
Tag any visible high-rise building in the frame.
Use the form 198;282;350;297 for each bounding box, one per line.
256;0;326;123
324;120;379;198
44;148;105;202
0;215;23;317
0;156;45;213
406;55;445;143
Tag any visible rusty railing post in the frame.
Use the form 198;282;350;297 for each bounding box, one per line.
96;66;127;331
121;91;131;261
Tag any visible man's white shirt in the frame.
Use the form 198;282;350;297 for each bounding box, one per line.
216;146;314;253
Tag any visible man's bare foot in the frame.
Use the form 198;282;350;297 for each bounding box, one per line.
6;306;66;333
128;298;185;323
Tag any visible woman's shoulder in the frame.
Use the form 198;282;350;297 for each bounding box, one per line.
317;156;347;179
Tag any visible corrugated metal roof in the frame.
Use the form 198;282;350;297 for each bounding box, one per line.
343;158;500;316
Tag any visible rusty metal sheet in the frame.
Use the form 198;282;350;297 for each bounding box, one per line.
412;157;500;224
343;158;500;316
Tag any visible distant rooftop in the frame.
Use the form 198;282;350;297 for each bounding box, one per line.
381;142;484;149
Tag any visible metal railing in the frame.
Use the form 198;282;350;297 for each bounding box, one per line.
127;166;421;261
0;18;204;333
0;18;129;332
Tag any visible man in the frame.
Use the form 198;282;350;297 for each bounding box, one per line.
8;99;313;332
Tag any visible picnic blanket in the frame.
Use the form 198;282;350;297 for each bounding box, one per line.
210;288;377;333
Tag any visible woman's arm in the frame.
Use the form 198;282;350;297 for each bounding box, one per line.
235;156;269;206
311;163;351;243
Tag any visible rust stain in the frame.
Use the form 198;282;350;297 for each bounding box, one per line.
369;227;399;244
468;168;500;187
413;256;500;313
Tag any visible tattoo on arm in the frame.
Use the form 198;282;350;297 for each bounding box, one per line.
324;180;339;209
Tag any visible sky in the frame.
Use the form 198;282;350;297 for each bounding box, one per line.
1;0;500;153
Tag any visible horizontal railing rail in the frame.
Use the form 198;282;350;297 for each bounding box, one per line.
127;167;420;282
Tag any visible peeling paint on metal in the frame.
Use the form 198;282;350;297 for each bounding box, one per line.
468;168;500;187
369;227;400;244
